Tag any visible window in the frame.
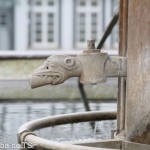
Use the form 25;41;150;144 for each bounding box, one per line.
75;0;119;49
47;13;54;42
48;0;54;6
91;13;97;40
35;13;42;42
35;0;42;6
28;0;60;49
75;0;102;48
79;13;85;42
0;0;13;7
0;14;7;26
78;0;85;6
91;0;97;6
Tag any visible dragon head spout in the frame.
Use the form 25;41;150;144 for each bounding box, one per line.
30;55;82;88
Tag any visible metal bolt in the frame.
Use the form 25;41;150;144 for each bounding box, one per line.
83;39;100;53
87;40;95;50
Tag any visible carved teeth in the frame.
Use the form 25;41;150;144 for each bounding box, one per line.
36;74;60;81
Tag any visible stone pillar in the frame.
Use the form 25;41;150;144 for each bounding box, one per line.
125;0;150;144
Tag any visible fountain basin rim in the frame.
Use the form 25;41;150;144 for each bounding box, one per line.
18;111;117;149
18;111;116;134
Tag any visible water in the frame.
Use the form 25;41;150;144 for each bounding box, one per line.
0;100;117;149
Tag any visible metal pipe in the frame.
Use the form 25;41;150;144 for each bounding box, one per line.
18;111;116;134
24;135;120;150
78;80;91;112
105;56;127;77
18;111;117;149
97;12;119;50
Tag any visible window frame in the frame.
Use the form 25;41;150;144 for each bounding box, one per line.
28;0;60;49
74;0;103;49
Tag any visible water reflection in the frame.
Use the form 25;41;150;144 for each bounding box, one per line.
0;101;116;148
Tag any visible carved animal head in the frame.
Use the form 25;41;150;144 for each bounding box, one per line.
30;55;81;88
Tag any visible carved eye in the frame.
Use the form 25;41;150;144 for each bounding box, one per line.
64;57;75;67
46;67;49;69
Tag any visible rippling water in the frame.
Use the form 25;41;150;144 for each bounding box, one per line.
0;101;116;149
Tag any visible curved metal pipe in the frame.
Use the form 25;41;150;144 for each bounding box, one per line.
24;135;119;150
18;111;117;150
18;111;116;134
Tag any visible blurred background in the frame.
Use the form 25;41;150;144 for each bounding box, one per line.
0;0;118;51
0;0;118;100
0;0;119;148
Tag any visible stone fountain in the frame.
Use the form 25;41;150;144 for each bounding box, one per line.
18;0;150;149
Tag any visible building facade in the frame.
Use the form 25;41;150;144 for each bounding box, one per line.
0;0;118;51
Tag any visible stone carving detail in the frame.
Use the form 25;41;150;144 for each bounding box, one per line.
30;55;82;88
47;55;80;71
30;39;127;89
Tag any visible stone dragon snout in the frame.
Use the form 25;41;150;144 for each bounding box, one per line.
30;55;82;88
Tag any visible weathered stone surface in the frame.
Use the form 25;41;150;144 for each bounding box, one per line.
126;0;150;144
